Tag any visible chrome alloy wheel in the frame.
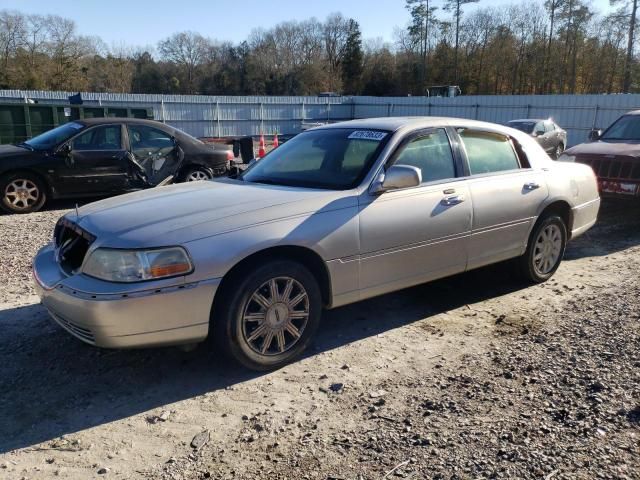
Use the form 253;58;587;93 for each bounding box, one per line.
533;223;562;275
186;170;211;181
4;179;40;210
242;276;310;356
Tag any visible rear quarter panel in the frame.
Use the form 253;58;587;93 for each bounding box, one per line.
542;162;600;237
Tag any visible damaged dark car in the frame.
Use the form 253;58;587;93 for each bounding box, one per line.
0;118;230;213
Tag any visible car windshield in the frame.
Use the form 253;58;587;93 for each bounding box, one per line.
601;115;640;141
24;122;85;150
508;121;536;134
241;128;390;189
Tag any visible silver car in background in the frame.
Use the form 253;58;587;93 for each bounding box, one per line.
508;119;568;159
33;117;600;370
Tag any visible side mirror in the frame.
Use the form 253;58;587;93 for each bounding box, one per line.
56;143;71;156
588;129;602;141
371;165;422;194
534;129;545;137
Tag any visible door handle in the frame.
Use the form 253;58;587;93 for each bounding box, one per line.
524;182;540;190
441;194;465;206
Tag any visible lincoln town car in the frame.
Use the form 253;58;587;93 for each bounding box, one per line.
33;118;600;370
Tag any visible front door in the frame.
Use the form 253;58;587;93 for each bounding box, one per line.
357;128;472;300
57;124;129;194
454;128;549;270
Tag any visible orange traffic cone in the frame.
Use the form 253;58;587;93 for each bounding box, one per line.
258;134;266;158
273;133;279;149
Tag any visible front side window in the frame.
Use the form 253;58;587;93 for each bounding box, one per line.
534;122;545;134
392;129;455;183
544;121;555;133
458;129;521;175
72;125;122;151
242;128;389;189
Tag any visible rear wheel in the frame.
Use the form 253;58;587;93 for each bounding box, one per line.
214;260;322;370
0;172;47;214
518;214;567;283
183;167;212;182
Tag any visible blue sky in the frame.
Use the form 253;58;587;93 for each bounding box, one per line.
4;0;613;50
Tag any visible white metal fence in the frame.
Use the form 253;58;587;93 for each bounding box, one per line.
3;90;640;146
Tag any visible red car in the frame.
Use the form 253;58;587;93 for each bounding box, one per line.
559;110;640;198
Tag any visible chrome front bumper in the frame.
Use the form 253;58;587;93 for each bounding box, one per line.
33;244;220;348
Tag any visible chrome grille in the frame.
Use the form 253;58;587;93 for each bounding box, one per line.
577;155;640;181
53;219;95;275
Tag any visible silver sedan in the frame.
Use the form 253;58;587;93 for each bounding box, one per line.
33;117;600;370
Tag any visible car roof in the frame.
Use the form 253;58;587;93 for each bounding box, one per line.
78;117;164;126
508;119;548;123
316;116;524;133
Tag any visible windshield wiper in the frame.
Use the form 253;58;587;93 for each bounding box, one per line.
247;178;284;186
16;142;34;151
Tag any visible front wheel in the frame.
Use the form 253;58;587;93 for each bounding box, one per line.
214;260;322;370
518;214;567;283
0;172;47;214
553;143;564;160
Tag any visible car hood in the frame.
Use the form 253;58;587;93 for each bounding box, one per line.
73;179;355;247
566;141;640;158
0;144;34;159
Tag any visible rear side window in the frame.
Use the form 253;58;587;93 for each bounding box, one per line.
128;125;173;149
393;129;455;183
458;129;520;175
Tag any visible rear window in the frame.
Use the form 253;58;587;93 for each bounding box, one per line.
508;121;535;134
458;129;520;175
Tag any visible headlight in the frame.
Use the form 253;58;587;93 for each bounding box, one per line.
557;153;575;163
83;247;193;282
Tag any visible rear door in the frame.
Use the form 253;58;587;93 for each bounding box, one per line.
60;124;129;194
454;128;549;270
357;128;472;299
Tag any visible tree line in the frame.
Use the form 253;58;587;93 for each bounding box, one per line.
0;0;638;97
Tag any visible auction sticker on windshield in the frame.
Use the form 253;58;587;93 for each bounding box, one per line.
348;131;387;141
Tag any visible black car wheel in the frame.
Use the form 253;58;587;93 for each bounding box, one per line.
183;167;213;182
214;260;322;371
0;172;47;214
553;143;564;159
518;214;567;283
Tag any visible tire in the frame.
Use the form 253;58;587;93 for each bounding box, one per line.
553;143;564;160
182;166;212;182
0;172;47;214
518;214;567;283
214;260;322;371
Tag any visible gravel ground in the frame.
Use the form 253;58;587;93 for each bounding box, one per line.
0;199;638;480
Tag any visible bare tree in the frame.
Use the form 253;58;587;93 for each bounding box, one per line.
443;0;479;83
0;10;25;71
323;13;350;91
611;0;638;92
158;31;210;93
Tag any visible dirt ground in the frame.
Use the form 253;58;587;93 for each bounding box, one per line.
0;199;638;480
